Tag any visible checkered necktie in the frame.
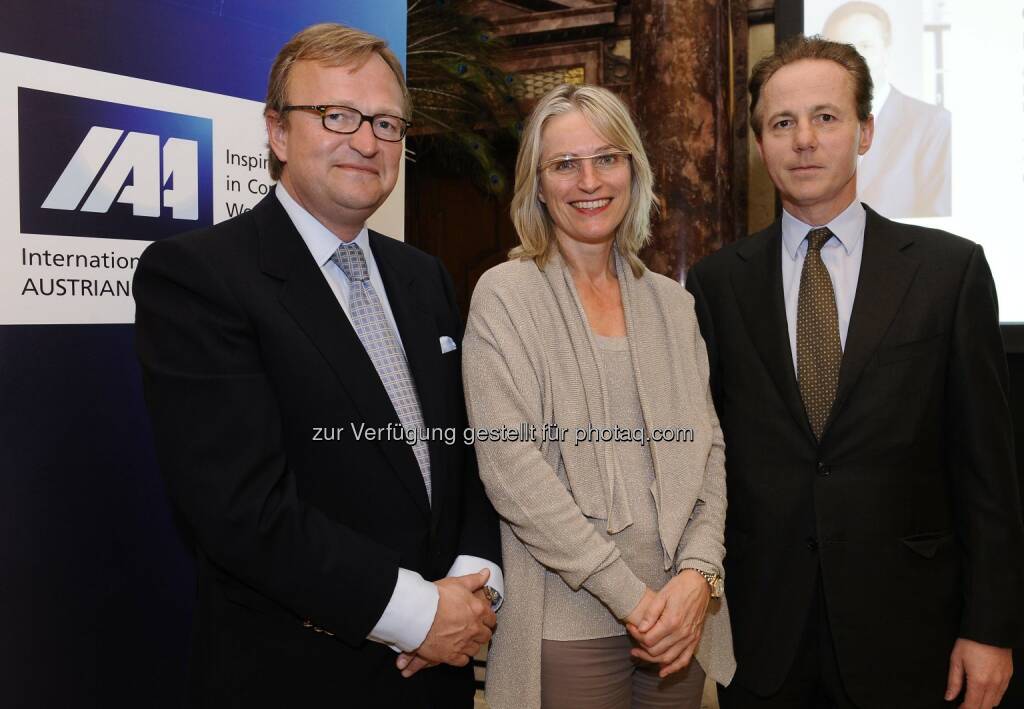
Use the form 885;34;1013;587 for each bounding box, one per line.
332;242;431;503
796;227;842;440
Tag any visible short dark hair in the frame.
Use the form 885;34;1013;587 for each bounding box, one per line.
748;35;873;138
823;1;893;47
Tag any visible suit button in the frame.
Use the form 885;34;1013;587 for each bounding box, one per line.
817;462;831;477
806;536;818;551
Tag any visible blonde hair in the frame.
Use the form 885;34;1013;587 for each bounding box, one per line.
509;84;656;277
264;23;410;181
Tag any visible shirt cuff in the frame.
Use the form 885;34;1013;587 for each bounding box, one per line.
366;568;439;653
447;555;505;610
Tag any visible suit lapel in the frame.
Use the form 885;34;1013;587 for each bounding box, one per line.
255;195;431;516
370;232;449;525
828;207;918;429
730;222;815;442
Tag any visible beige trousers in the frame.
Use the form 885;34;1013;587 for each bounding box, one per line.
540;635;706;709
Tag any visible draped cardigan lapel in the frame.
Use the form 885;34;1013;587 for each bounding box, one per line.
541;248;713;569
541;248;631;534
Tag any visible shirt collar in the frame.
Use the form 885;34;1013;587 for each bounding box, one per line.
275;182;370;268
781;199;866;260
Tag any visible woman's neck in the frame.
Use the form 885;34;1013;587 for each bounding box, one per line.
557;235;616;285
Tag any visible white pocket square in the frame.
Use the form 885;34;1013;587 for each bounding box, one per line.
440;335;457;354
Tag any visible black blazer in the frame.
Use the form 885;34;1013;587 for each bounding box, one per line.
686;205;1024;709
134;192;500;708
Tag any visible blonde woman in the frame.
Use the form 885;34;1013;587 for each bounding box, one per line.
463;84;735;709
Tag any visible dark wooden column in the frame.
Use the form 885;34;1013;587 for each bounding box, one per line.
632;0;748;280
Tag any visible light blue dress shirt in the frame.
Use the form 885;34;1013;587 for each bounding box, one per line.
781;200;866;375
275;184;504;652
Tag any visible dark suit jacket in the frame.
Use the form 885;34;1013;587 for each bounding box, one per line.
134;192;501;708
858;87;951;218
686;205;1024;709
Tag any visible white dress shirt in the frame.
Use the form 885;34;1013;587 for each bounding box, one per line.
781;199;866;375
275;184;504;652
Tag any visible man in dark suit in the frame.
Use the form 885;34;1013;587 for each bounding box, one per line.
823;1;951;218
686;36;1024;709
134;23;502;708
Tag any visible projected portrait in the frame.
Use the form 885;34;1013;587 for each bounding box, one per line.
819;1;951;218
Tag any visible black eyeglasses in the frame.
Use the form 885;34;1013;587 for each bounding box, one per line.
281;104;411;142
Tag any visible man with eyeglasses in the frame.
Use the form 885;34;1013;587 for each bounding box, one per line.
134;22;502;709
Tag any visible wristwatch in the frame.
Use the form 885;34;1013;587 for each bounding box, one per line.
482;585;503;609
684;568;724;599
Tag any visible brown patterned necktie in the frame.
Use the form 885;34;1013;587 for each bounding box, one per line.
796;227;842;440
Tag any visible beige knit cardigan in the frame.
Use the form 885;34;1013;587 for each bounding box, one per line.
463;249;736;709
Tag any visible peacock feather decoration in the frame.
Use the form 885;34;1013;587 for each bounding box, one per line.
406;0;522;194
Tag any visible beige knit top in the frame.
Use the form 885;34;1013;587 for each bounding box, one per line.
463;249;736;709
542;333;674;640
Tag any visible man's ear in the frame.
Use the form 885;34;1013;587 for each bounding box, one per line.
754;134;766;164
858;114;875;156
266;112;288;165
